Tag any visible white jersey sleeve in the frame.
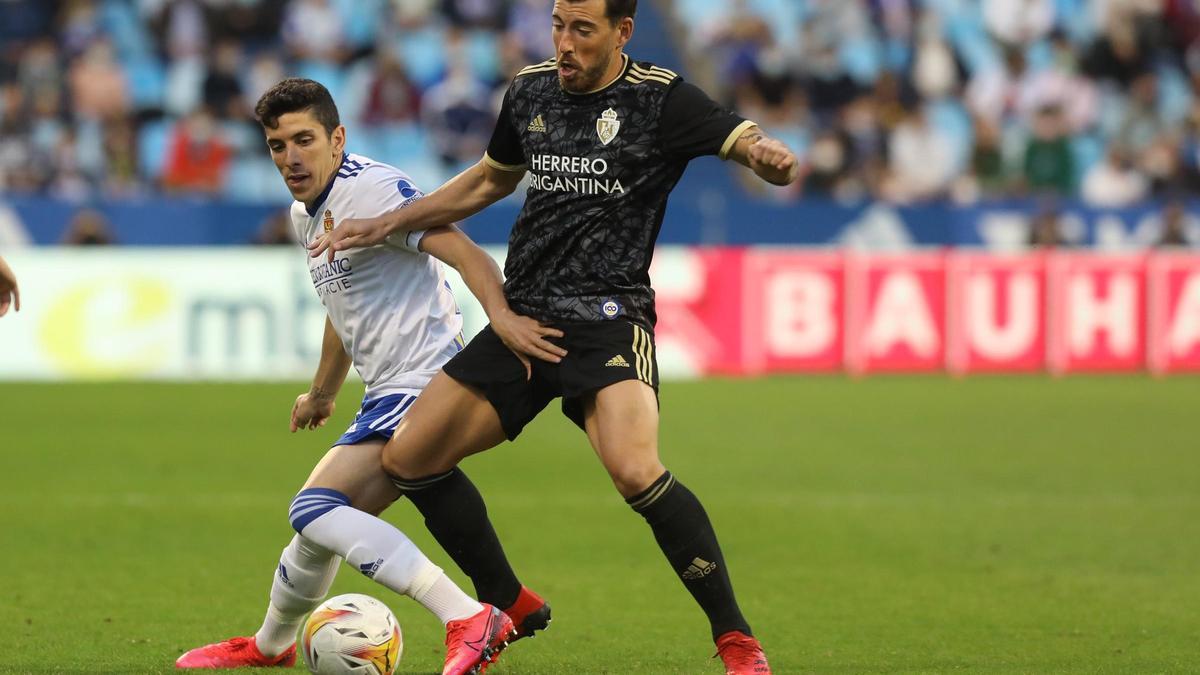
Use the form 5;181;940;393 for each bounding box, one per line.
289;201;309;246
294;153;464;399
351;164;429;254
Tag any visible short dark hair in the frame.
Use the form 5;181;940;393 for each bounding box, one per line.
254;78;340;135
566;0;636;23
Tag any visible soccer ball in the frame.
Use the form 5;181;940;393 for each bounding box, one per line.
301;593;403;675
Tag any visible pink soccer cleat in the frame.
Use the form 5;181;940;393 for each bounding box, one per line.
175;636;295;669
715;631;771;675
442;604;514;675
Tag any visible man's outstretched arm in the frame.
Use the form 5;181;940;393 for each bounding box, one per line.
725;125;799;187
309;160;525;260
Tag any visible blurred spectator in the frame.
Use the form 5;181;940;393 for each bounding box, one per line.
102;117;141;197
882;105;957;203
958;116;1009;201
0;0;1196;209
61;209;114;245
966;47;1030;127
1083;18;1152;88
983;0;1055;48
508;0;553;62
282;0;345;63
67;39;129;122
48;127;92;201
1022;104;1075;196
246;52;287;107
203;41;247;121
1157;201;1199;247
162;108;232;195
59;0;105;57
442;0;510;30
422;56;493;170
1082;147;1149;206
911;16;959;101
362;51;422;126
17;38;64;107
1029;207;1068;248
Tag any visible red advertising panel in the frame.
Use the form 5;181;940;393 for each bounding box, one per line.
947;254;1047;374
742;251;844;373
1148;254;1200;374
1048;254;1147;373
648;247;746;377
846;253;947;373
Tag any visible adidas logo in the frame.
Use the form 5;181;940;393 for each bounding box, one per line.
527;114;547;133
605;354;631;368
681;557;717;580
278;563;293;588
358;558;383;579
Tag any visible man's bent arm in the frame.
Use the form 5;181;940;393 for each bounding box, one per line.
725;125;799;187
385;160;525;239
310;317;353;400
419;225;566;365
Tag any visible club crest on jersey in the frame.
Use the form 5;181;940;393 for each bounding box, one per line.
596;108;620;145
323;209;334;233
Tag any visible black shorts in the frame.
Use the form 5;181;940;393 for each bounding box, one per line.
442;320;659;440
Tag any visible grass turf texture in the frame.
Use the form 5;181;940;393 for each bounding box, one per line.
0;376;1197;674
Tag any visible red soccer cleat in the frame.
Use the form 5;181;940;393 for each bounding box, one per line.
442;604;514;675
715;631;771;675
502;585;551;642
175;636;295;669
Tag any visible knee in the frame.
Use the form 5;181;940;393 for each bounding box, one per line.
288;488;350;534
381;441;452;480
608;459;667;499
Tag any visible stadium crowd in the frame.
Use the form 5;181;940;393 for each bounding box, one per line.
0;0;1199;210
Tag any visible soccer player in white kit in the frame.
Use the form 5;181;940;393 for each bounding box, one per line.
176;79;565;675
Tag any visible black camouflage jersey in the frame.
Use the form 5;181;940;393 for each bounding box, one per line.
485;55;755;329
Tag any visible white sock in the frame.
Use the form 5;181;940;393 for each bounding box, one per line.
413;572;485;624
255;535;339;657
301;505;483;624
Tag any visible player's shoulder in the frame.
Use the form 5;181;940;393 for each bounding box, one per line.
623;60;680;90
289;200;307;220
339;153;423;194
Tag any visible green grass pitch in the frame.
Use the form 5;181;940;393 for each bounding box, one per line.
1;376;1198;674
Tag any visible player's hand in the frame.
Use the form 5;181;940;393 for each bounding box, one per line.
490;309;567;380
291;391;336;432
747;137;799;185
0;256;20;317
309;215;390;262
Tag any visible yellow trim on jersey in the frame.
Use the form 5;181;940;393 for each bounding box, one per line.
630;64;677;80
516;59;557;77
483;152;528;173
625;72;674;86
632;324;654;385
719;120;758;161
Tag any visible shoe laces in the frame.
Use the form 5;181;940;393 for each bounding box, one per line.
444;618;475;651
218;637;252;652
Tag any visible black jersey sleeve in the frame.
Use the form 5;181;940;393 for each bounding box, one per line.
484;86;528;171
659;80;757;161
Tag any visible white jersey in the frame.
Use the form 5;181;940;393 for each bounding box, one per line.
291;153;464;399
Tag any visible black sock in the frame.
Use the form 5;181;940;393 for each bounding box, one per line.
391;468;522;609
628;471;751;640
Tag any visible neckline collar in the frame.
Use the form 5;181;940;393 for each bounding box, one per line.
304;153;345;217
562;54;630;97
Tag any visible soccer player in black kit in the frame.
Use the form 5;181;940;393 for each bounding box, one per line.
312;1;797;672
